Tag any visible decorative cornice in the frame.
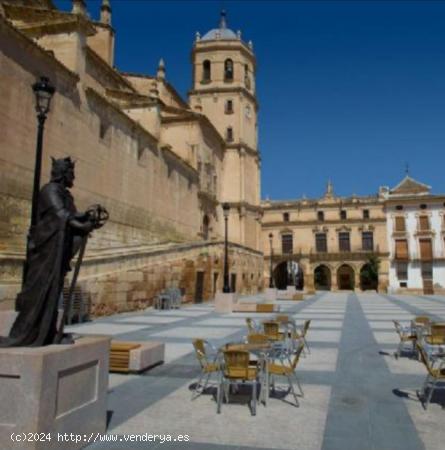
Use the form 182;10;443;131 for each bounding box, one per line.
0;14;79;84
385;195;445;205
225;201;263;215
3;4;96;37
192;41;256;66
86;47;135;92
85;87;158;145
161;145;199;181
189;86;258;110
262;218;386;228
161;112;225;150
225;142;259;158
262;196;382;210
105;88;158;108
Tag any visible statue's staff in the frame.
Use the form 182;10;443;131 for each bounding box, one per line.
56;205;108;344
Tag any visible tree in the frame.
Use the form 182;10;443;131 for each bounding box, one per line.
360;255;380;290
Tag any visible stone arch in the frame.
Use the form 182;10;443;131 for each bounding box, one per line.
272;259;305;290
337;264;355;290
314;264;331;291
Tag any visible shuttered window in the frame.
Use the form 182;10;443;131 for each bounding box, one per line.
395;216;406;232
282;234;293;254
315;233;327;253
339;232;350;252
395;240;408;260
419;239;433;261
419;216;430;231
362;232;374;251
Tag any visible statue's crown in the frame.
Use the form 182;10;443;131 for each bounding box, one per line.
50;156;75;181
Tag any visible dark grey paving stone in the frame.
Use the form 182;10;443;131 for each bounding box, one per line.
322;436;372;450
321;294;425;450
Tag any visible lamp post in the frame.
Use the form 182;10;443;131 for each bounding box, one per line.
30;76;55;228
22;77;55;290
222;203;231;293
269;232;274;288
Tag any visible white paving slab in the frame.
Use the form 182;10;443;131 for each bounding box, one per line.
115;315;184;324
150;326;240;339
66;323;150;336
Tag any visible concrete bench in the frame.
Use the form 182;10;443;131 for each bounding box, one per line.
110;340;165;373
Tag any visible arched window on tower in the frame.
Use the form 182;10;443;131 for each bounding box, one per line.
202;60;211;82
224;59;234;81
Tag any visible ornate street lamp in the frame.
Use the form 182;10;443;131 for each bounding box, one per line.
269;232;275;288
222;203;231;293
30;76;55;227
21;77;55;292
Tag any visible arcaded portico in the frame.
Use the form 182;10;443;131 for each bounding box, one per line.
262;181;390;292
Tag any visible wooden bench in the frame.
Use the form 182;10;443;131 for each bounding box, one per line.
110;341;165;373
110;342;141;373
256;304;276;313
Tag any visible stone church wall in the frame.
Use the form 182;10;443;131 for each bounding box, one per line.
0;17;201;256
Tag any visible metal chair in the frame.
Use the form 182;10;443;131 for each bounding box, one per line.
293;319;311;354
217;349;261;416
192;339;219;399
154;290;172;309
417;343;445;409
246;318;259;334
393;320;416;358
265;341;305;407
169;287;182;309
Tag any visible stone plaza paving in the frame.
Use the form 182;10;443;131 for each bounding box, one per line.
66;292;445;450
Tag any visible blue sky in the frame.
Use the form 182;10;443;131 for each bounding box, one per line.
55;0;445;199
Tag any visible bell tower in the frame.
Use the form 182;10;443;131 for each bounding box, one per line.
189;10;261;250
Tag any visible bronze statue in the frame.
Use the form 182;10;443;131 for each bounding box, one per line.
0;157;108;347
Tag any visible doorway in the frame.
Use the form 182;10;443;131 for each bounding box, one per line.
194;271;204;303
230;273;237;293
337;264;354;290
314;265;331;290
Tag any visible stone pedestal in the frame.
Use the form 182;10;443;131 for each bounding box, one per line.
214;292;238;313
0;336;110;450
264;288;277;302
0;310;18;336
286;285;297;293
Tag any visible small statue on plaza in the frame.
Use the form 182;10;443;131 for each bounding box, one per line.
0;157;108;347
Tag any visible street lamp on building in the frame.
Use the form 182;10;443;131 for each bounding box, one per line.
269;232;274;288
21;76;55;291
222;203;231;293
